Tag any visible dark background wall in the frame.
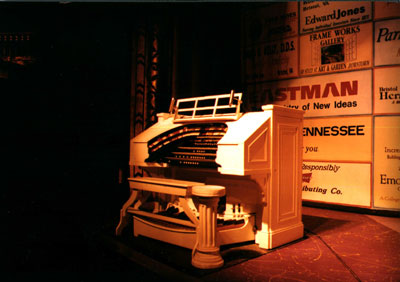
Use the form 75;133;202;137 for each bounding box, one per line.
3;2;243;272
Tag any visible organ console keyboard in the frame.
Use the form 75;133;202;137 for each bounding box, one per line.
116;92;304;269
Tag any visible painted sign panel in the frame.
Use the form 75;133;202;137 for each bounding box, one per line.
374;19;400;66
303;116;372;162
374;116;400;210
374;67;400;115
299;23;372;76
246;70;372;117
374;2;400;20
300;1;372;34
244;2;298;45
302;161;371;207
244;37;298;82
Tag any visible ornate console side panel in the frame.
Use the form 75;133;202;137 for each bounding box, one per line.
256;105;304;249
217;111;272;176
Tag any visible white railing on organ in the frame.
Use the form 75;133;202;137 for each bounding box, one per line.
171;91;243;123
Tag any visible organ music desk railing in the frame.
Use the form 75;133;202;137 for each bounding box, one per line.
116;93;305;269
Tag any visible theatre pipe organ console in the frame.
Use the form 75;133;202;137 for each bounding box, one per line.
116;92;304;267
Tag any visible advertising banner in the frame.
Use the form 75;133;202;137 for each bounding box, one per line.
374;19;400;66
374;2;400;20
246;70;372;117
244;2;298;45
373;116;400;210
244;37;298;82
300;1;372;34
374;67;400;114
302;161;371;207
303;116;372;162
299;23;372;76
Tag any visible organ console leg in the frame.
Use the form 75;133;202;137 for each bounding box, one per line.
191;185;226;269
116;189;152;236
115;190;139;236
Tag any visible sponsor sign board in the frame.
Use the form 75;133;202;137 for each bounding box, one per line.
374;2;400;20
244;2;298;44
300;1;372;34
374;19;400;66
374;67;400;114
300;23;372;76
244;37;298;82
246;70;372;117
302;161;371;207
373;116;400;210
303;116;372;162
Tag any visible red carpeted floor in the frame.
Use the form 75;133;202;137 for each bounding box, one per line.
97;206;400;281
203;207;400;282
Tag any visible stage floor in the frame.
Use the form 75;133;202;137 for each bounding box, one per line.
7;205;400;281
97;206;400;282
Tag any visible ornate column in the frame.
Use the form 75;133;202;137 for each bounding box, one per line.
191;185;226;269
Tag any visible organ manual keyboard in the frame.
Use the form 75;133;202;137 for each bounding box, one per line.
116;92;304;268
